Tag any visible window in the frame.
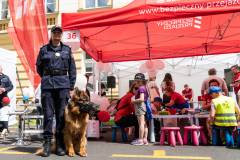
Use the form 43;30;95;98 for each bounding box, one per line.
85;63;93;73
46;0;56;13
85;0;109;9
0;0;8;20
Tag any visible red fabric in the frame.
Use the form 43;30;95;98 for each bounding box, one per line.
114;92;134;122
233;72;240;94
201;94;213;111
62;0;240;62
182;88;193;100
171;92;186;105
97;111;110;122
8;0;48;89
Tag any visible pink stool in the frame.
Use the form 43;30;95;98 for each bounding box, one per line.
183;126;207;146
160;127;183;147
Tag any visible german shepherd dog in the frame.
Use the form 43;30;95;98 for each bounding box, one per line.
36;88;90;157
64;88;89;157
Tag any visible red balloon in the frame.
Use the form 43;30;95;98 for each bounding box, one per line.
97;111;110;122
2;97;10;105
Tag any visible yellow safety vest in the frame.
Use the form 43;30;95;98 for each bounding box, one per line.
212;95;237;127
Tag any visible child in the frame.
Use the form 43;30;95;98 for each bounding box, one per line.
152;97;163;114
131;73;149;145
0;96;11;138
182;84;194;108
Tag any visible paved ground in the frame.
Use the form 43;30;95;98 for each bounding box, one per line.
0;129;239;160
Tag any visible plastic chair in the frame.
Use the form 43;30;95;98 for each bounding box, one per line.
160;127;183;147
183;126;207;146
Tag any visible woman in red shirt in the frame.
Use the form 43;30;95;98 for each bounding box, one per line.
114;82;139;139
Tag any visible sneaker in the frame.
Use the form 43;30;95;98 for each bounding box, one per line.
130;139;138;143
143;139;149;145
131;139;144;145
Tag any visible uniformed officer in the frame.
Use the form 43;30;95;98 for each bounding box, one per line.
0;65;13;107
36;26;76;157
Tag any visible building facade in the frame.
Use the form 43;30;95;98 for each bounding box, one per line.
0;0;117;99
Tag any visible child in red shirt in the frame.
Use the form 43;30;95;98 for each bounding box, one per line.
182;84;193;108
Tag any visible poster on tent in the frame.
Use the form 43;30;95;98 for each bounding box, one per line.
62;30;80;51
0;50;17;125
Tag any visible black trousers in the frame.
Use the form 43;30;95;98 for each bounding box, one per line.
115;114;139;139
41;89;69;140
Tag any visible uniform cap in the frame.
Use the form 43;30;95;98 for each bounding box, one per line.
51;26;62;33
208;86;221;94
134;73;145;81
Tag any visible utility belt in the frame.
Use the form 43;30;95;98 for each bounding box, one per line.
43;69;68;76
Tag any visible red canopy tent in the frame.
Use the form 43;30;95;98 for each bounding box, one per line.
62;0;240;62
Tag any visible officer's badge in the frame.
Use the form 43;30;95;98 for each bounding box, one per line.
55;52;60;57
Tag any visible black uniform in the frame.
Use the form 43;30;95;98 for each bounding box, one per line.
36;41;76;145
0;74;13;107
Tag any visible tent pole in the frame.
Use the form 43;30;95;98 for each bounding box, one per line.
16;66;23;98
144;22;151;59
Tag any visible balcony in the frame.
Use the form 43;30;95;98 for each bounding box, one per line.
0;19;9;32
46;12;58;27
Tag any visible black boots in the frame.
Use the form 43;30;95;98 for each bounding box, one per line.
41;138;66;157
56;142;66;156
41;138;51;157
56;135;66;156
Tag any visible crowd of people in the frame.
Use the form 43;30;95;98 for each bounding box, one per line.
113;66;240;147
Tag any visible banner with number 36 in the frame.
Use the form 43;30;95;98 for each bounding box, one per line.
62;30;80;51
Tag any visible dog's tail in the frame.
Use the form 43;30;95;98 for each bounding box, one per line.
35;142;56;156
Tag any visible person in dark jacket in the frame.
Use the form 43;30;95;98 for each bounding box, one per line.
0;65;13;108
36;26;76;157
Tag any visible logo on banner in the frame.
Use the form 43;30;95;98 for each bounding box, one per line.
156;16;202;30
152;0;202;30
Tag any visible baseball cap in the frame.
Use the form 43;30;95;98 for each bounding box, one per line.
51;26;62;33
134;73;145;81
208;86;221;94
